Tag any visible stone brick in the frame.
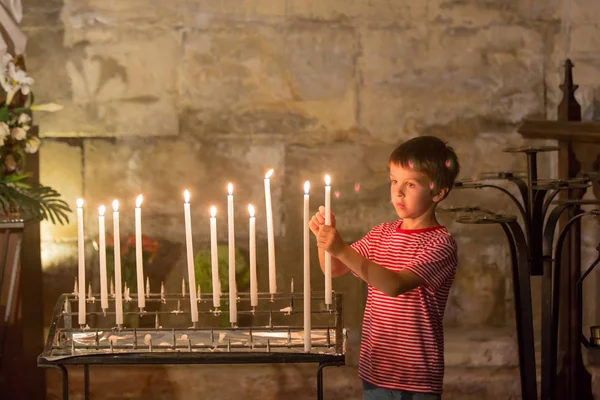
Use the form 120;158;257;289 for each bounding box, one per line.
569;24;600;55
29;26;181;137
570;0;600;24
180;22;356;136
21;0;63;28
359;24;545;141
184;0;286;24
445;239;511;326
39;140;82;242
62;0;184;29
288;0;428;24
429;0;560;26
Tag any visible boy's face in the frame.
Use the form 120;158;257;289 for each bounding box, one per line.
389;163;445;221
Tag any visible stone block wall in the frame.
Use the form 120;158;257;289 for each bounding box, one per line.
19;0;600;398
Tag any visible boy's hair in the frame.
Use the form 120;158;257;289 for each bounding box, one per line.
388;136;460;198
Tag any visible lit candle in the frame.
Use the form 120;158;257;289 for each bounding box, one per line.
76;198;86;326
210;206;220;308
303;181;311;352
112;200;124;326
227;183;237;324
248;205;258;307
135;195;146;310
183;190;199;323
264;169;277;294
98;205;109;310
324;175;332;306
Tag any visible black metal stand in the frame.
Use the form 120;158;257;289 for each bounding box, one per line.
451;212;537;400
449;145;598;400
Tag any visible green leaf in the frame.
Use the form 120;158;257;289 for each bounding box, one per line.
0;107;9;122
0;181;72;224
3;172;30;182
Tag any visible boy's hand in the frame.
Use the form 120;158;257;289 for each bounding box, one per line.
309;205;336;237
317;225;347;257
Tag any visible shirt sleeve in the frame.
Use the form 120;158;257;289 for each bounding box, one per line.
349;227;379;278
404;236;458;293
350;227;375;260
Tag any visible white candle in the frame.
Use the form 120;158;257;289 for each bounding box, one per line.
76;198;86;326
227;183;237;324
98;205;109;310
264;169;277;294
303;181;311;352
210;206;220;308
324;175;332;305
135;195;146;309
248;205;258;307
183;190;199;323
112;200;124;326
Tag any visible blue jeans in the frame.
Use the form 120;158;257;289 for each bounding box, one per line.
363;380;441;400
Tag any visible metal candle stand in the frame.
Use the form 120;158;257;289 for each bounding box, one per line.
38;290;346;400
444;145;600;400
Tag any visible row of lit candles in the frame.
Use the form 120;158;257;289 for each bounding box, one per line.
75;170;333;352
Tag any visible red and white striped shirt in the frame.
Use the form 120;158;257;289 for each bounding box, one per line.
351;220;458;394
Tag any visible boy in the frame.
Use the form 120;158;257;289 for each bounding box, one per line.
310;136;460;399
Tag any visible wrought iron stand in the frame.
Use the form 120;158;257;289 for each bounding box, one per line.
448;145;599;400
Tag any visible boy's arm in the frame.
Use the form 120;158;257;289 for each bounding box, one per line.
317;246;350;277
317;225;424;297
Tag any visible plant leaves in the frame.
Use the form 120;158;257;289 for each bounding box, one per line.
0;182;72;224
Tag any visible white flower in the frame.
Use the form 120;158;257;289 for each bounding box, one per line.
24;136;40;154
0;122;9;138
17;113;31;125
8;63;33;95
10;127;26;140
30;103;63;112
3;63;34;105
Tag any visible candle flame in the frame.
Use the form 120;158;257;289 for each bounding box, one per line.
228;183;233;195
136;194;143;208
265;169;274;179
112;200;119;212
304;181;310;194
248;204;255;217
76;198;84;208
184;189;190;203
210;206;217;217
325;174;331;186
98;205;106;216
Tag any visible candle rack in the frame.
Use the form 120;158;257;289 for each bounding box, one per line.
38;290;346;400
444;145;600;400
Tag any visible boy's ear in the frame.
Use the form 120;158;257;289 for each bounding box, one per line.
432;187;449;203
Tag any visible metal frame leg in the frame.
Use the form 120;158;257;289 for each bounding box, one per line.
43;364;69;400
316;361;344;400
84;364;90;400
501;222;538;400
